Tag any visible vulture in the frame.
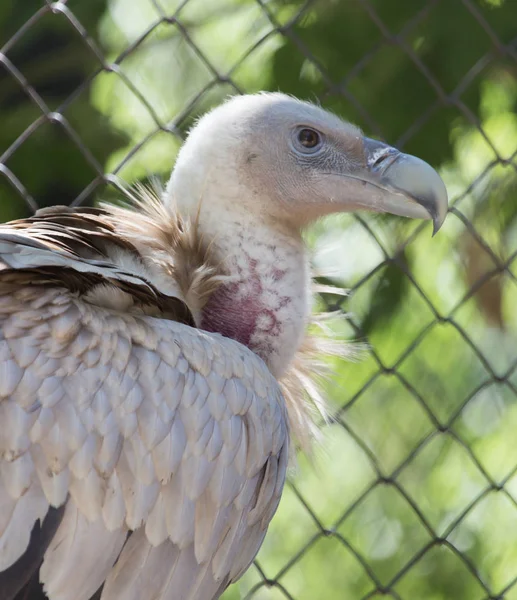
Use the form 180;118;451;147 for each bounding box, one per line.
0;92;448;600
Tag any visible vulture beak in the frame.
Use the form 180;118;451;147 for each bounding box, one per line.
362;137;448;235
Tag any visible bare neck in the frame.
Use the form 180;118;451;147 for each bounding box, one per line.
196;204;310;377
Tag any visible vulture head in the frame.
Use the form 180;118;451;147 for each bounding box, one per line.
164;93;448;378
168;92;447;231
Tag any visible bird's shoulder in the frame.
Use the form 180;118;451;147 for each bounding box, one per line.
0;204;194;325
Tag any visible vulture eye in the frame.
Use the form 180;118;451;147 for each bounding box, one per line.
293;127;324;154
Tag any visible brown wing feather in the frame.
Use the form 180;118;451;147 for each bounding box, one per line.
0;206;194;326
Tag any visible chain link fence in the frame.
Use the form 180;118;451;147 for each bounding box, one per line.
2;1;517;598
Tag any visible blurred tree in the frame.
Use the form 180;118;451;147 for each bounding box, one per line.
0;0;125;221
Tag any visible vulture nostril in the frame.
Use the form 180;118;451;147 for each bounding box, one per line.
369;149;400;174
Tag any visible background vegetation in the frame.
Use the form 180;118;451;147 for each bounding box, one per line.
2;0;517;598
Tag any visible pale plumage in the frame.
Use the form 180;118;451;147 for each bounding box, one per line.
0;268;287;600
0;92;448;600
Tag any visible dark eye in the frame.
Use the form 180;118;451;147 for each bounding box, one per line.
297;128;321;149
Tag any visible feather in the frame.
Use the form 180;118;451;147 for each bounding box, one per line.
101;529;180;600
0;402;32;459
69;468;105;522
115;449;159;530
0;482;48;571
32;449;69;508
194;491;232;564
29;408;55;445
247;456;278;526
204;420;224;463
159;544;224;600
0;505;64;600
151;416;186;484
0;359;23;397
182;454;215;501
102;471;126;532
211;510;248;582
40;502;127;600
144;493;168;547
163;468;195;549
0;452;33;499
68;433;98;480
278;308;362;456
0;209;194;326
104;183;228;324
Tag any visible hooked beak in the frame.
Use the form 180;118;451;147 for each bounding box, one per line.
362;137;448;235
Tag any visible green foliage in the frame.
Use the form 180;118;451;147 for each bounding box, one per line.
0;0;125;220
1;0;517;598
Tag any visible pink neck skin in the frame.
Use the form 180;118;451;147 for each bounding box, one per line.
200;247;295;368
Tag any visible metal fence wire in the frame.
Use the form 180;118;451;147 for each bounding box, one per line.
2;0;517;599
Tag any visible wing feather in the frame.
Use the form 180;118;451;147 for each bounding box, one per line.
40;503;127;600
0;215;289;599
0;481;48;571
101;530;182;600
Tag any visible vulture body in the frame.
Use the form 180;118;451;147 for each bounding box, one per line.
0;93;448;600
